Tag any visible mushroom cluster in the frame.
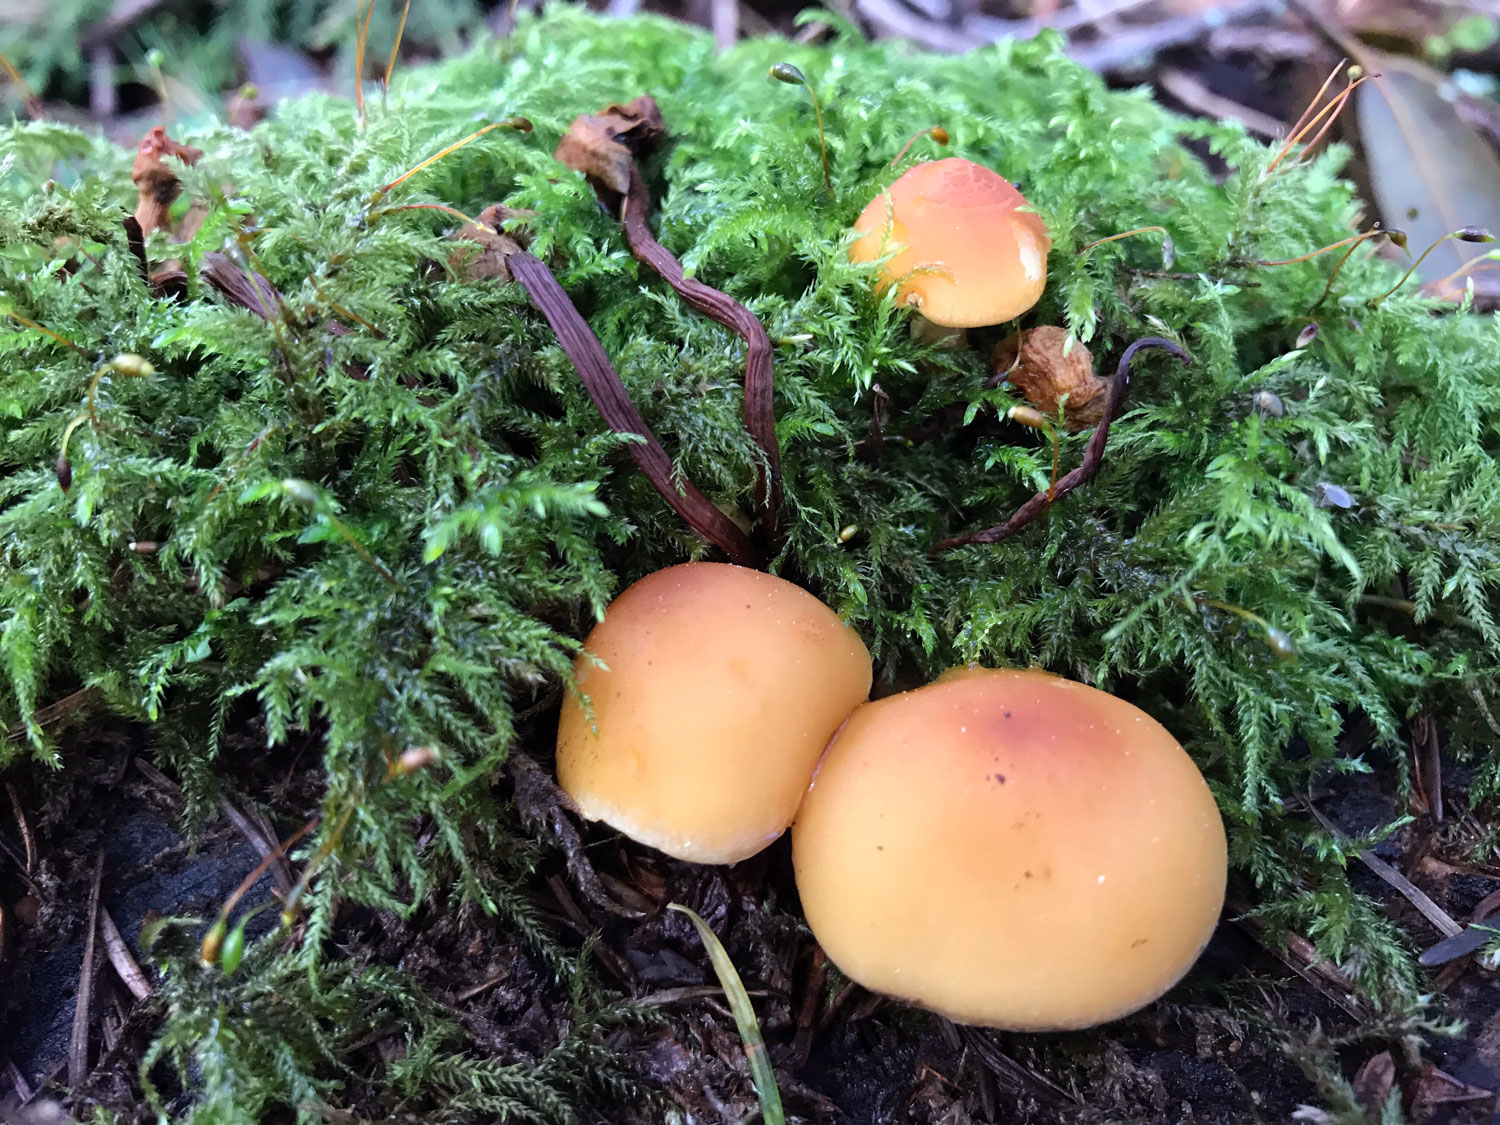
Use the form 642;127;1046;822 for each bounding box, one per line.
556;563;1227;1031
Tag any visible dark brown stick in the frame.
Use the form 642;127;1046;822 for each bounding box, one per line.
68;852;105;1089
617;168;783;537
121;216;149;281
508;250;760;567
934;337;1191;551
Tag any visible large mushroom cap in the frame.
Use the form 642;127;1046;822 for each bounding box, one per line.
849;157;1051;328
556;562;872;865
791;666;1226;1030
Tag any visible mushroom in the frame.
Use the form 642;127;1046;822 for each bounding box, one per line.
849;157;1051;345
791;665;1226;1030
556;562;872;864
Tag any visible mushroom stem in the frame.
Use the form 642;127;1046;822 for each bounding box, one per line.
909;312;966;349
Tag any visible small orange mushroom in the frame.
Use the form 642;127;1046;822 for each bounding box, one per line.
849;157;1051;333
792;665;1226;1030
556;563;872;865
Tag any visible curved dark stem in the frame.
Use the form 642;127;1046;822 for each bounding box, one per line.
617;168;783;544
508;251;761;568
933;336;1192;552
122;216;149;281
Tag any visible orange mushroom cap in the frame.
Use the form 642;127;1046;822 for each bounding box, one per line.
556;563;872;865
849;157;1051;328
792;666;1226;1030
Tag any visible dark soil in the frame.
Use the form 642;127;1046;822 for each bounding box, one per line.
5;708;1498;1123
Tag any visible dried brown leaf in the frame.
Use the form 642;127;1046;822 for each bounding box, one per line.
990;326;1105;432
448;204;533;283
131;125;203;236
1410;1063;1495;1114
1350;1051;1396;1122
553;95;665;197
1356;54;1500;298
940;337;1191;551
200;252;282;320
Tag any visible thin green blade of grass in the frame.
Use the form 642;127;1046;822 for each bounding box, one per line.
668;903;785;1125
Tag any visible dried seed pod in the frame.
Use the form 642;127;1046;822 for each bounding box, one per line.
990;326;1106;432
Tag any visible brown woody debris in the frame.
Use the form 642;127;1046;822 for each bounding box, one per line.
200;253;282;319
991;326;1106;432
448;204;533;282
1350;1051;1396;1121
553;95;665;197
131;126;203;236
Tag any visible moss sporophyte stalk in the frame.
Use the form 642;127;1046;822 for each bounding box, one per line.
4;6;1500;1117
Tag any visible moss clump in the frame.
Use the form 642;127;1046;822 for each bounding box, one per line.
3;7;1499;1118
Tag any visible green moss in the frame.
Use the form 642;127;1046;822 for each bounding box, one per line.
3;7;1499;1117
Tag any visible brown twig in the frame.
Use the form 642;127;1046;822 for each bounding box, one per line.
545;875;636;987
99;908;152;1001
506;250;760;567
3;1052;33;1103
1308;804;1462;940
617;168;783;538
962;1027;1081;1106
856;383;890;463
69;853;105;1088
6;783;35;873
934;337;1191;551
3;688;100;747
121;216;149;282
219;798;296;895
1230;898;1363;1017
787;946;828;1068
